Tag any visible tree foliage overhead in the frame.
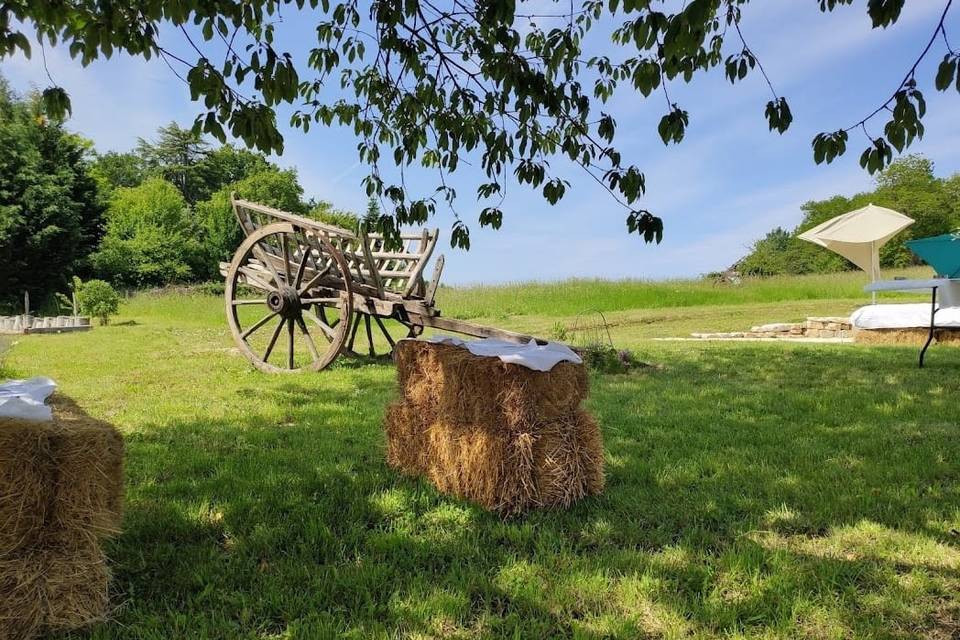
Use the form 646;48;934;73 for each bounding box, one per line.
3;0;956;248
736;155;960;277
0;77;103;311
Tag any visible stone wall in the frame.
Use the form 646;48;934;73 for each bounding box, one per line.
692;317;852;340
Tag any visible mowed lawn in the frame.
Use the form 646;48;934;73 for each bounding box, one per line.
3;273;960;639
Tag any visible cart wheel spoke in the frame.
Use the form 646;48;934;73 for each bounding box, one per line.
241;311;278;340
319;305;339;328
297;317;321;362
299;264;333;294
262;316;286;363
339;312;406;361
301;297;342;305
232;298;267;306
237;266;275;292
365;315;376;357
374;315;397;349
253;241;284;288
281;234;292;284
303;309;338;341
287;318;295;369
294;243;311;288
347;312;362;352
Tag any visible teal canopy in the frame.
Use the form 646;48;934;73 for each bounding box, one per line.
906;232;960;278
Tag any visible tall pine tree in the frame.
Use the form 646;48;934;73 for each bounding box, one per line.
0;76;103;312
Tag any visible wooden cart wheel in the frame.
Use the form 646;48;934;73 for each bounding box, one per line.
225;222;354;373
344;311;423;360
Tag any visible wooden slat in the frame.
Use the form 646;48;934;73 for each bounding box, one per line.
359;234;384;297
369;251;422;260
424;254;444;305
229;196;439;297
410;314;546;345
232;197;357;239
366;232;429;240
403;229;439;298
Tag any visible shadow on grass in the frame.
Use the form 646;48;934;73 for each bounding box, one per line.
91;344;960;638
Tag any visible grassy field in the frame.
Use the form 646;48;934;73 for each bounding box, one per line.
3;272;960;639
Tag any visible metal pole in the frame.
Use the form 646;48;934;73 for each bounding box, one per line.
919;286;938;368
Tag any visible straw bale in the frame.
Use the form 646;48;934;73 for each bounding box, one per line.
424;420;511;510
0;545;110;638
0;397;123;551
0;395;121;638
0;425;54;556
47;398;125;545
384;401;429;474
853;328;960;346
394;341;588;428
0;554;44;640
387;341;603;514
387;407;604;515
533;411;606;509
43;544;111;631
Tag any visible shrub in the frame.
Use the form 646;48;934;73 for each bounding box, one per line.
550;321;569;342
91;178;204;287
74;278;120;325
579;344;643;374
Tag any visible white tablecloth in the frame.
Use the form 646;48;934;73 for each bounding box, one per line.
0;376;56;421
851;304;960;330
420;335;582;372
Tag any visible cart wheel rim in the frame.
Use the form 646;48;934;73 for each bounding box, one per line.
225;222;353;373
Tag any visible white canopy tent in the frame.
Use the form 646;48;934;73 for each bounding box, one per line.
798;204;914;302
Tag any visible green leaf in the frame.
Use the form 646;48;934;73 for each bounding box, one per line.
626;210;663;244
450;221;471;250
935;54;957;92
764;97;792;134
41;87;72;119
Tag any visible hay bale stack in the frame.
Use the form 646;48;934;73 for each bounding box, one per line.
853;328;960;345
386;341;603;515
0;396;123;638
394;340;589;426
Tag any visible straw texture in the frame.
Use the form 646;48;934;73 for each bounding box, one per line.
0;395;123;638
386;341;604;515
853;328;960;345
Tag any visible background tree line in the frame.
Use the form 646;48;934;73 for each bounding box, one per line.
0;75;360;312
735;156;960;276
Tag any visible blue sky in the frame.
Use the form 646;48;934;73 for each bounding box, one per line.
3;1;959;284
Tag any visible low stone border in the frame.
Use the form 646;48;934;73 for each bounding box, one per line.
0;315;92;335
692;316;852;340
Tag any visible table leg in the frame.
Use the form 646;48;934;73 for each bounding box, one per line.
919;286;938;368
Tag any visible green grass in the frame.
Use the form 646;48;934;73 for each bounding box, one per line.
435;267;933;319
3;276;960;639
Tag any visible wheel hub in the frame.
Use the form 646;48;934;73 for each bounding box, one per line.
267;286;301;318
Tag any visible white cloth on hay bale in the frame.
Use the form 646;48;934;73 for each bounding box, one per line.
0;376;56;421
851;304;960;330
417;335;582;372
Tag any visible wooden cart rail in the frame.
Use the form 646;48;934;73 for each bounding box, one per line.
222;197;545;373
232;198;437;298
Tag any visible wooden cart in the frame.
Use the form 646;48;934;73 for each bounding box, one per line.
222;197;541;372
